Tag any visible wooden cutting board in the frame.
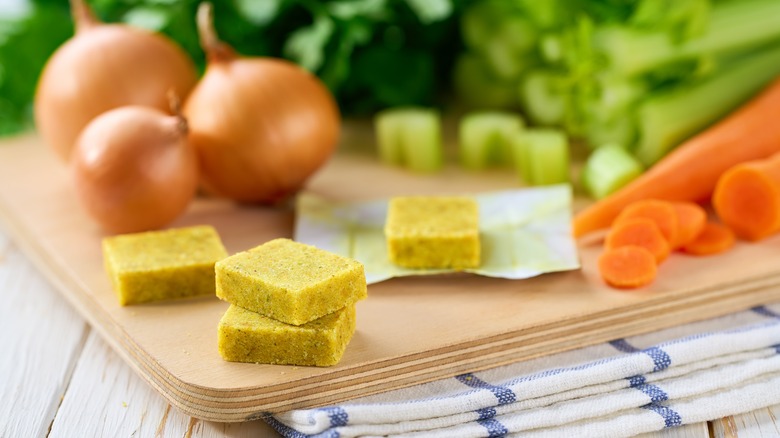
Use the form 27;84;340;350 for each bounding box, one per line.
2;133;780;422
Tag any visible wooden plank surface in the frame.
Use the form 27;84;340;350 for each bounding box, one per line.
2;219;779;437
3;135;780;421
49;331;277;438
712;407;780;438
0;233;87;438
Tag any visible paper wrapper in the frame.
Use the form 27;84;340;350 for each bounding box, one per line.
294;185;580;284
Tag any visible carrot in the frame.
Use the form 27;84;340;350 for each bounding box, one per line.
680;222;736;255
573;76;780;238
598;245;657;289
671;201;707;248
713;152;780;241
613;199;679;246
604;217;671;264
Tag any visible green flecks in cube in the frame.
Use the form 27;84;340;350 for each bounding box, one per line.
215;238;366;326
218;304;356;366
102;225;228;306
385;196;480;269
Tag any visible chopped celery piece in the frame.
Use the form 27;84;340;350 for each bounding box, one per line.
459;111;524;170
375;110;404;165
581;145;644;199
512;129;570;185
374;107;443;173
635;44;780;165
518;70;568;126
401;110;443;172
453;53;516;109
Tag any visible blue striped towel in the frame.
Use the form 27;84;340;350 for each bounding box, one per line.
265;302;780;438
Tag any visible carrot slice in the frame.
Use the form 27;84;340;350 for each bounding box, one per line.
605;217;671;264
671;201;707;248
713;152;780;241
613;200;680;247
598;245;657;289
680;222;736;255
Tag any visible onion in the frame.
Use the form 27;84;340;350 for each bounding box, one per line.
34;0;198;161
183;2;341;204
70;101;198;234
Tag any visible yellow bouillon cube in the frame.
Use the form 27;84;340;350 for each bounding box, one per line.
218;304;356;366
102;225;228;306
216;238;366;326
385;196;480;269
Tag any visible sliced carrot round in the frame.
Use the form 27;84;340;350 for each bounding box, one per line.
671;201;707;248
598;245;657;289
681;222;736;256
614;199;680;247
605;217;671;264
713;163;780;241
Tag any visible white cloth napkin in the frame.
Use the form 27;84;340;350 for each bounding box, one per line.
265;302;780;438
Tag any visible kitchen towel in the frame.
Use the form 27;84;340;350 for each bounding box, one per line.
265;302;780;438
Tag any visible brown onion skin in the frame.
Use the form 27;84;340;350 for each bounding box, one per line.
70;106;198;234
183;3;341;204
184;58;341;203
34;1;198;162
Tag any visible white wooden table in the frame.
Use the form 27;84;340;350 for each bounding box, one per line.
1;225;777;438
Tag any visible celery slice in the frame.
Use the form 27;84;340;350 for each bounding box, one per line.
595;0;780;77
374;108;442;173
581;144;643;199
512;128;570;185
375;109;405;165
400;109;443;173
459;112;524;170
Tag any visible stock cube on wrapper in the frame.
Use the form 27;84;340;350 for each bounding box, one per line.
215;238;367;326
385;196;481;269
102;225;228;306
218;304;356;366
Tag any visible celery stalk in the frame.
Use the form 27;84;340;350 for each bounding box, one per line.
460;0;512;51
581;145;643;199
459;112;524;170
595;0;780;77
453;53;516;109
512;129;570;185
482;16;538;80
635;44;780;165
518;70;568;126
